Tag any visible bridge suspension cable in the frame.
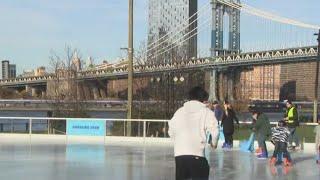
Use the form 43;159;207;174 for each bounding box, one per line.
148;16;211;60
217;0;320;30
242;4;320;30
146;1;211;53
238;2;317;52
145;0;320;61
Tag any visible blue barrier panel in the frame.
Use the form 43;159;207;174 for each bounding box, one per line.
66;119;106;136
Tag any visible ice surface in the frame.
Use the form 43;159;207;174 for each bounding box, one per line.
0;140;318;180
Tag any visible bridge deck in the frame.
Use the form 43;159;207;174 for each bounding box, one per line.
0;135;318;180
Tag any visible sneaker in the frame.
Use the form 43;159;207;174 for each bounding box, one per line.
223;143;232;150
269;157;277;165
283;158;292;166
255;148;262;155
257;153;268;159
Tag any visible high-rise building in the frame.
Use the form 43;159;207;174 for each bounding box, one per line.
72;52;82;71
2;60;16;79
147;0;198;64
2;60;9;79
9;64;16;79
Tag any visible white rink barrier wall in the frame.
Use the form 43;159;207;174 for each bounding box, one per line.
0;117;317;153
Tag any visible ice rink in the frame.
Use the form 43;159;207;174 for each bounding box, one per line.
0;135;319;180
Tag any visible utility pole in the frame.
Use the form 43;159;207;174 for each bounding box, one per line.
314;29;320;123
127;0;133;136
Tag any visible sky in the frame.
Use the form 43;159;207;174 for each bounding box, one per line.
0;0;319;74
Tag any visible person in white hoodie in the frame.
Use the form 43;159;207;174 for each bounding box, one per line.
168;86;219;180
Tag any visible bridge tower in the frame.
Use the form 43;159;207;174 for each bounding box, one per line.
211;0;240;57
208;0;241;101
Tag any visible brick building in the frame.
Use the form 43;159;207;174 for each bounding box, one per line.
239;62;320;101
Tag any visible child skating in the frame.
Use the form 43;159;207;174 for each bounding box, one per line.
270;120;292;166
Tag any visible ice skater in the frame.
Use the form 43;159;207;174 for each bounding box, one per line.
283;100;300;150
314;119;320;164
269;120;292;166
221;100;239;149
168;86;219;180
251;109;271;159
212;101;223;124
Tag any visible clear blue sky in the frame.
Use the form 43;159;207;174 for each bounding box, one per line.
0;0;319;74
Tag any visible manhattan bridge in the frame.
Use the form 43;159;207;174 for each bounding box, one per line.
0;0;319;107
0;2;319;180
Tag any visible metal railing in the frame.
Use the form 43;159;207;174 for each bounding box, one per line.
0;117;170;138
0;117;318;143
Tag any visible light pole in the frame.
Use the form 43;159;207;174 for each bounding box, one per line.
127;0;134;136
314;29;320;123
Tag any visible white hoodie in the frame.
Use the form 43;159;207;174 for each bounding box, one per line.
168;100;219;157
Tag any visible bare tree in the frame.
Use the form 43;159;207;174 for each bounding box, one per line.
48;46;88;116
46;46;89;133
132;40;189;137
131;41;149;136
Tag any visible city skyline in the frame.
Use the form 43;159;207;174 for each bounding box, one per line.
0;0;319;74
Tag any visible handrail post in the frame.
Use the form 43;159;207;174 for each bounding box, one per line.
11;119;13;133
47;119;50;134
143;121;146;140
124;120;126;137
29;118;32;135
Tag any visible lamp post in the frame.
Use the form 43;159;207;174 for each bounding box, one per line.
314;29;320;123
127;0;134;136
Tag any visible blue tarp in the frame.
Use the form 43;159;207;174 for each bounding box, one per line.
219;126;225;142
239;133;255;153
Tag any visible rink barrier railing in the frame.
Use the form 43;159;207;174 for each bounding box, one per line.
0;117;318;142
0;117;170;139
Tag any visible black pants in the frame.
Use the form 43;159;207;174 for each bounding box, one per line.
175;155;209;180
288;127;299;147
257;135;267;153
272;142;291;160
224;131;234;145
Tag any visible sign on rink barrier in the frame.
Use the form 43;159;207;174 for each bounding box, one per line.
66;119;106;136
